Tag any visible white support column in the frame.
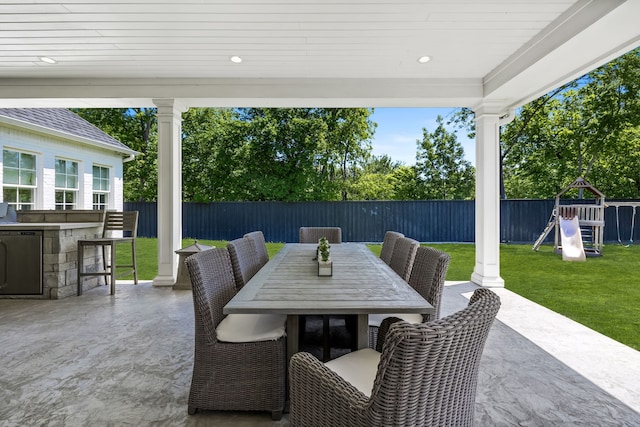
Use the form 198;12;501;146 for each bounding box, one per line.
471;105;505;288
152;99;185;287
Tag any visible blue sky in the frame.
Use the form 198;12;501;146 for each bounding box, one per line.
369;108;475;166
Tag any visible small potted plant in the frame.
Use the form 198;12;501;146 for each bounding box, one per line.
317;237;332;276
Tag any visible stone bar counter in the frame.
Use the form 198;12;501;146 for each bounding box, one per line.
0;210;104;299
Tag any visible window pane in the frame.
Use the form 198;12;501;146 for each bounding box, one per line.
3;150;19;167
93;166;109;191
20;171;36;186
18;189;33;203
55;159;65;174
54;159;78;190
3;169;19;184
20;153;36;170
67;161;78;175
95;193;107;210
3;188;16;202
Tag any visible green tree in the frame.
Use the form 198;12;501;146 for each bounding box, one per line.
415;115;475;199
450;47;640;199
502;48;640;198
500;92;576;198
348;155;399;200
227;108;375;201
236;108;329;201
72;108;158;201
76;107;376;202
390;165;422;200
181;108;244;201
319;108;376;200
361;154;403;175
348;172;394;200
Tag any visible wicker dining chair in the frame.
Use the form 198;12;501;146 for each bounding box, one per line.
289;288;501;427
379;230;404;265
299;226;342;244
369;246;451;348
244;230;269;268
227;236;263;290
388;236;419;281
185;247;286;420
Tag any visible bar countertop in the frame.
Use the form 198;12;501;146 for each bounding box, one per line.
0;222;103;230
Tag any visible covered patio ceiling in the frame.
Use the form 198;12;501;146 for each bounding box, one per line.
2;0;640;287
0;0;639;110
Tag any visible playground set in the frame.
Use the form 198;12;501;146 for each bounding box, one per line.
533;177;639;260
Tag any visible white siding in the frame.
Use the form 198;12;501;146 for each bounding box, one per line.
0;124;126;210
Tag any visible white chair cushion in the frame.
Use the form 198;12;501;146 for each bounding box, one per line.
324;348;380;397
216;313;286;343
368;312;423;327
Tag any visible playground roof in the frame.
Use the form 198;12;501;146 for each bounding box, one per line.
556;177;606;200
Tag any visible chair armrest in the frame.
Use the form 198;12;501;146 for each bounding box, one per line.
290;352;369;426
375;316;403;352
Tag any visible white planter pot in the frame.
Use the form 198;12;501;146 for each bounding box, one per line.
318;260;333;276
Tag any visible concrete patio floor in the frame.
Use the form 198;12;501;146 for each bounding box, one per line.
1;280;638;426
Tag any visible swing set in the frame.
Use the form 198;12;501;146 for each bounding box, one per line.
607;201;639;247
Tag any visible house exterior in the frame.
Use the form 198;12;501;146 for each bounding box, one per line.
0;108;137;211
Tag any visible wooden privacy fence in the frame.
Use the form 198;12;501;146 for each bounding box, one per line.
125;199;640;244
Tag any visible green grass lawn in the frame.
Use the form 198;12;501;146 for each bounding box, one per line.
120;238;640;351
426;243;640;352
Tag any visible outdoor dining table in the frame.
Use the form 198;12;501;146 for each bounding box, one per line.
223;243;434;360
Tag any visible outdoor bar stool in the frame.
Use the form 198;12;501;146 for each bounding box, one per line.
77;211;139;295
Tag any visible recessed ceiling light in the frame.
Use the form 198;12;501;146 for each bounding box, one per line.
230;56;243;64
417;56;431;64
39;56;57;64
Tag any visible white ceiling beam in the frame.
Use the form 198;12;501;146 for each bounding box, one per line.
0;77;483;108
484;0;640;108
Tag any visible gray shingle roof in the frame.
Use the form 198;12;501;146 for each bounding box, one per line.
0;108;135;155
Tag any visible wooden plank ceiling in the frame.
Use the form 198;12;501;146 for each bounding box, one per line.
0;1;638;108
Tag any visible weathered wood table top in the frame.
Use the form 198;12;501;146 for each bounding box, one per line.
224;242;433;314
224;243;433;358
